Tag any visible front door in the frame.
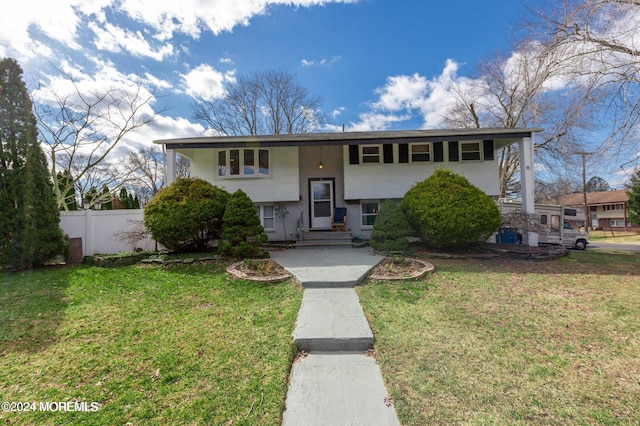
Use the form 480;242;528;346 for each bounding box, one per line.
310;179;334;229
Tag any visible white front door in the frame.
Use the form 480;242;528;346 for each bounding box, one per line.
310;180;334;229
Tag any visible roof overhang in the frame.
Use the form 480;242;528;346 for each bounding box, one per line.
154;128;543;150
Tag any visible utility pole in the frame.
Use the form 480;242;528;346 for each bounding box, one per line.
574;151;593;232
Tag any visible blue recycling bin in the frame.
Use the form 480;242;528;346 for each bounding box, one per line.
500;228;518;244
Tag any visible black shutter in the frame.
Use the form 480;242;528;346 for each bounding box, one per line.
398;144;409;163
349;145;359;164
483;140;494;160
448;141;459;162
433;142;444;162
383;144;394;163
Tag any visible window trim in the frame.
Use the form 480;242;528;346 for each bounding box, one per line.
361;200;381;229
460;141;482;161
217;148;270;177
360;145;382;164
256;205;275;232
409;143;431;163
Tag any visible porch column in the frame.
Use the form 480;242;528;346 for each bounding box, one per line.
164;147;176;187
519;133;538;247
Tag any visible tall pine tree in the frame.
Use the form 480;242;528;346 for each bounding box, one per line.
627;169;640;226
0;58;66;270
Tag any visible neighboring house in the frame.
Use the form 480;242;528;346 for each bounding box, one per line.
561;190;639;232
155;128;541;245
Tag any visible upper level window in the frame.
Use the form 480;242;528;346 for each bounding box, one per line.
460;142;481;161
410;143;431;162
604;204;624;211
218;148;269;177
361;145;381;164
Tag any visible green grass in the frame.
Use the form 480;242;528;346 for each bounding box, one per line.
358;251;640;425
0;261;303;425
588;230;640;242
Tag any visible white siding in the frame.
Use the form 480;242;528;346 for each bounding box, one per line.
189;146;300;203
342;145;500;200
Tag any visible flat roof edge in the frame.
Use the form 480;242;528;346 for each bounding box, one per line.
154;128;544;148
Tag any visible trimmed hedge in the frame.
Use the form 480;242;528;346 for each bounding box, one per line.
400;169;500;249
144;178;229;252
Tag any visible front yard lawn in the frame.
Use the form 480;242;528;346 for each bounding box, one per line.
1;261;302;425
358;251;640;425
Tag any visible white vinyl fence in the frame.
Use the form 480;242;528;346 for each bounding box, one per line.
60;209;157;256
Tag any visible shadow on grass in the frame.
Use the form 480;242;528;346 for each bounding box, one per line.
0;266;72;354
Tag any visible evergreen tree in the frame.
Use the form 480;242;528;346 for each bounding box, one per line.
56;170;78;210
0;58;65;270
119;187;131;209
101;185;113;210
219;189;267;258
370;200;413;253
627;169;640;225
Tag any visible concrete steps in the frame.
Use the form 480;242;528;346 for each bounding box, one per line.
293;288;374;351
295;231;353;248
273;248;399;425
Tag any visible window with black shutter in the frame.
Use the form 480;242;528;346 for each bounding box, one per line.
398;143;409;163
483;140;494;160
349;145;359;164
448;141;459;162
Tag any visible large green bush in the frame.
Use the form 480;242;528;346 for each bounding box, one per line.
370;199;412;253
400;169;500;249
218;189;267;258
143;178;229;252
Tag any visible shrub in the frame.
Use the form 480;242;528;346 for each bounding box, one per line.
370;199;412;253
400;169;500;250
143;178;229;252
218;189;267;258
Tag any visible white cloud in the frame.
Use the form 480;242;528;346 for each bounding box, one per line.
301;55;341;67
180;64;236;101
348;59;463;131
89;21;175;60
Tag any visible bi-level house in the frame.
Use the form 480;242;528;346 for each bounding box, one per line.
155;128;541;246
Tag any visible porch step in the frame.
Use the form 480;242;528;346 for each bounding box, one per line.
293;288;374;351
295;231;354;248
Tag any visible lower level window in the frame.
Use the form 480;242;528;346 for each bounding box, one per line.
610;219;626;227
361;201;380;227
257;205;275;231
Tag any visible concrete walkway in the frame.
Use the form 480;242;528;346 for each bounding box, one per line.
270;248;400;426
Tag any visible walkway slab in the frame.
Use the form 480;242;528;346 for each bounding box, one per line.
282;351;400;426
293;288;374;351
270;248;384;287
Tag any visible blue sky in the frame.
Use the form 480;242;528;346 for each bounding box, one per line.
1;0;527;133
0;0;631;187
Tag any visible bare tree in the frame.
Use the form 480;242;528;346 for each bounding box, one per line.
445;39;596;197
32;69;160;210
529;0;640;158
124;146;164;204
192;69;326;135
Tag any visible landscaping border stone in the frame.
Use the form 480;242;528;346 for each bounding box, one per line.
368;257;435;281
226;259;293;283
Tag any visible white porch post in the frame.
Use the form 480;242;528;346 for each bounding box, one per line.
164;147;176;186
519;133;538;246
